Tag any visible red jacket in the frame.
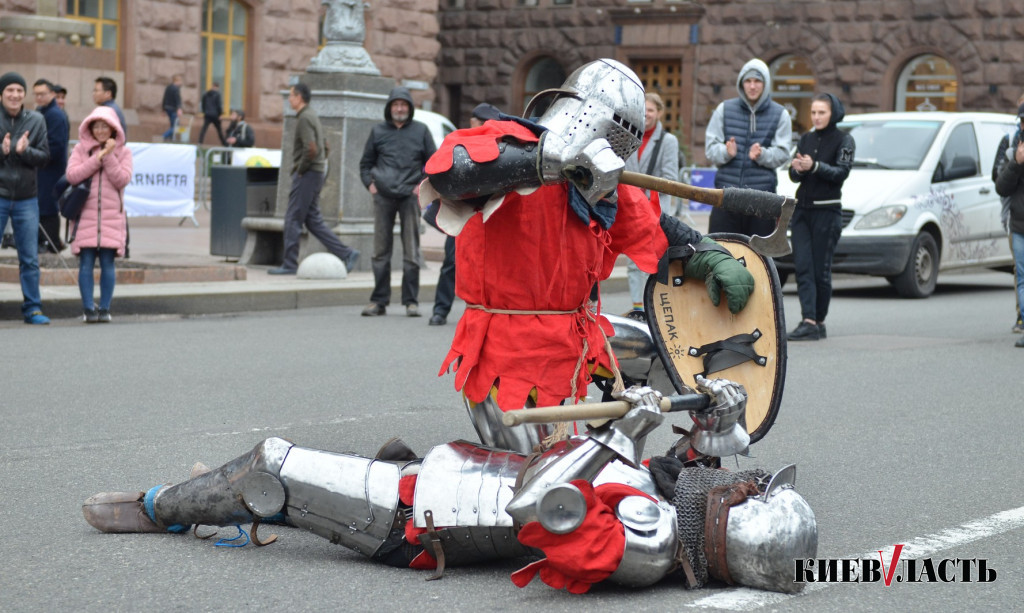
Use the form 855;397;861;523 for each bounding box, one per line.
66;106;133;256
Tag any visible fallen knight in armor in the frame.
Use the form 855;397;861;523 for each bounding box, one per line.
83;378;817;595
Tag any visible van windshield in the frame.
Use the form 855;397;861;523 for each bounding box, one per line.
840;120;942;170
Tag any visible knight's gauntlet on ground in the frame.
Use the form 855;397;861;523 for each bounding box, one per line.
539;132;624;205
684;237;755;314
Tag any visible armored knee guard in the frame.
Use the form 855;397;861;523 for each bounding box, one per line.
465;393;551;454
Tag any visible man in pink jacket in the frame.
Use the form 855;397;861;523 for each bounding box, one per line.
65;105;132;322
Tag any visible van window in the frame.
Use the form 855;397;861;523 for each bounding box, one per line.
933;123;979;183
977;121;1018;178
844;120;940;170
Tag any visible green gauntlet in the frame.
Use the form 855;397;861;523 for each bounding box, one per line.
683;237;755;314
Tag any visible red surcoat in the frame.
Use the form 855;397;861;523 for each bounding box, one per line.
429;121;668;410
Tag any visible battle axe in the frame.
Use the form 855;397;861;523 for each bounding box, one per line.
619;171;795;257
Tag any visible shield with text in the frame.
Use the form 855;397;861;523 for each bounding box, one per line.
643;234;786;444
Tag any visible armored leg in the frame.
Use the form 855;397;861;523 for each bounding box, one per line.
465;393;551;454
83;437;415;562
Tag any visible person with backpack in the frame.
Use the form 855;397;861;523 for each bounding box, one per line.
65;106;133;323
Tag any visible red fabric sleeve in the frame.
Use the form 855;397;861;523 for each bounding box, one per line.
424;120;540;174
511;480;651;593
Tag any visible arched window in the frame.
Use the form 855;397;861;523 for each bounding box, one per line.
770;55;815;137
201;0;248;114
522;57;566;116
66;0;120;63
896;54;958;112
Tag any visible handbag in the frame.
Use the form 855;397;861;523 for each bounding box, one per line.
56;175;92;221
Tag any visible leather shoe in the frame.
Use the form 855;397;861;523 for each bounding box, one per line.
362;303;386;316
787;320;820;341
818;322;827;339
429;314;446;326
406;303;421;317
344;249;360;273
268;267;296;275
1016;336;1024;348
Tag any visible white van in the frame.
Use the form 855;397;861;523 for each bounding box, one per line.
777;112;1018;297
415;109;457;149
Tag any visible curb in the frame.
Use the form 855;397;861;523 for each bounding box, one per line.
1;269;631;321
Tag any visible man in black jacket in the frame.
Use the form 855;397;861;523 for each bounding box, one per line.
0;72;51;324
161;74;183;142
359;87;436;317
198;82;225;146
786;93;855;341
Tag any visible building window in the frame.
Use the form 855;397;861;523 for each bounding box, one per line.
896;54;957;112
66;0;120;61
634;60;682;136
201;0;248;114
522;57;566;116
770;54;815;136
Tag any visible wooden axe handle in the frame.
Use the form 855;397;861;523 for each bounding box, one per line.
620;171;785;219
501;394;710;426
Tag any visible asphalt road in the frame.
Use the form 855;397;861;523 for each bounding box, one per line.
1;272;1021;612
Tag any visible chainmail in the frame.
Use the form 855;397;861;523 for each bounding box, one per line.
671;466;770;588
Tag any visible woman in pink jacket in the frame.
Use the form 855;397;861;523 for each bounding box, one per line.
65;106;132;323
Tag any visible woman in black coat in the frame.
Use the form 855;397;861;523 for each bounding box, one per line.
786;93;855;341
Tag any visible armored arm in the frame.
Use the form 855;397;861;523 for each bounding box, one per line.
427;131;624;206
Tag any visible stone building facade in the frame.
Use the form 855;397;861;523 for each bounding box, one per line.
3;0;1024;162
436;0;1024;164
0;0;440;145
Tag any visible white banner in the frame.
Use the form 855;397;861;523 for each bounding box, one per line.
124;143;197;217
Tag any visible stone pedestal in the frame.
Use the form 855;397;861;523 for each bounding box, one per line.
241;72;396;271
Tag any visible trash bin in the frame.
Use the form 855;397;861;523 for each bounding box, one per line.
210;166;279;257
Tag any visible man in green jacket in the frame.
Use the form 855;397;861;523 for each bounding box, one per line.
269;83;360;275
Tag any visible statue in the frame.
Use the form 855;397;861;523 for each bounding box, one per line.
307;0;381;75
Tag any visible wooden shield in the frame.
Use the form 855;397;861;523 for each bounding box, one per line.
643;234;786;444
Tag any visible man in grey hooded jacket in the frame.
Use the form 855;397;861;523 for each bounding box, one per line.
704;58;792;238
359;87;436;317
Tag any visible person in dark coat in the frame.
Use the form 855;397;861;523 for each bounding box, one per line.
359;86;436;317
32;78;69;252
786;93;855;341
995;103;1024;348
198;82;225;146
161;74;183;142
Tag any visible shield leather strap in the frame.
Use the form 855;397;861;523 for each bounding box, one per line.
644;233;787;445
703;481;760;585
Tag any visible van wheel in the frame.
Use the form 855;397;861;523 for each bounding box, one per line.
892;232;938;298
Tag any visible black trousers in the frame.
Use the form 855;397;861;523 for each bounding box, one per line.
432;235;456;317
198;115;225;146
790;206;843;322
281;171;357;270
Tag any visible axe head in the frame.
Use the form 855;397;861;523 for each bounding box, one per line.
748;197;795;257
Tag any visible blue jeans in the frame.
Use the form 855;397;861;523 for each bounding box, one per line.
1013;232;1024;324
0;196;43;316
162;110;177;140
78;247;117;310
